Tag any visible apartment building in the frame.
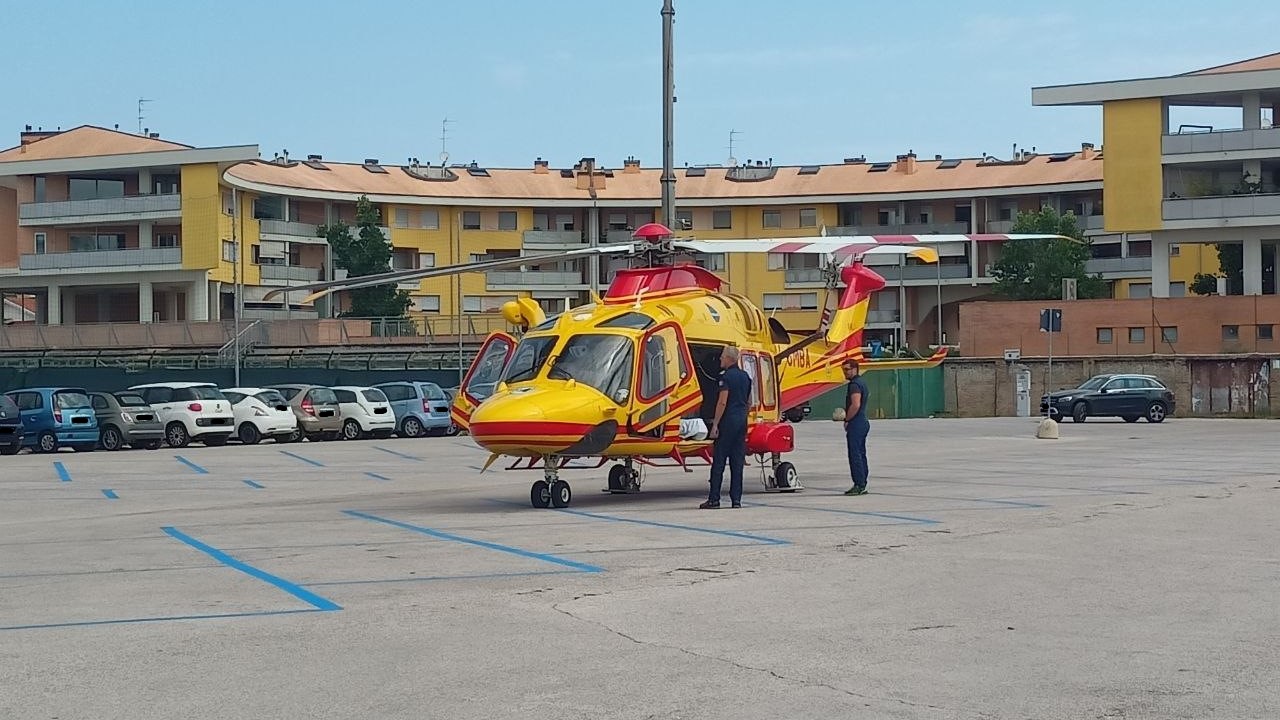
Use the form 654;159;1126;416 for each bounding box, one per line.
0;125;257;324
1034;51;1280;300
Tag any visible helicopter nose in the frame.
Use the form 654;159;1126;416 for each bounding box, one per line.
468;384;620;457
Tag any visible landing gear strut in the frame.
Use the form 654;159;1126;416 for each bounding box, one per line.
758;452;802;493
605;458;642;494
531;455;572;508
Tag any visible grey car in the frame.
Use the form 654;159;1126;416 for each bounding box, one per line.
90;391;165;450
267;384;343;441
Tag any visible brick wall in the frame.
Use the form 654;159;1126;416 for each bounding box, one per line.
958;296;1280;357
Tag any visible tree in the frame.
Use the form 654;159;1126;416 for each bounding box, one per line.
1214;242;1243;295
989;206;1109;301
1190;272;1219;296
317;195;411;318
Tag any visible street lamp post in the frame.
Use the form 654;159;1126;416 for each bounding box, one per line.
660;0;676;230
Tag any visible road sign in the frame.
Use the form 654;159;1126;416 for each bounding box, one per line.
1039;308;1062;333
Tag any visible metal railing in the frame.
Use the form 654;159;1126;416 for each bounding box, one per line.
876;264;971;282
1162;126;1280;155
19;193;181;223
259;264;322;282
1163;193;1280;221
824;221;970;236
258;219;323;238
486;270;587;288
19;246;182;271
866;309;901;324
784;267;825;285
522;230;586;246
1085;256;1152;276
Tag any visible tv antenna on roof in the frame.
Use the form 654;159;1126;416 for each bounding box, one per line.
439;117;454;166
137;98;153;134
727;128;741;167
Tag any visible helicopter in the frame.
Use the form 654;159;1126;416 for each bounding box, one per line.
269;224;1064;508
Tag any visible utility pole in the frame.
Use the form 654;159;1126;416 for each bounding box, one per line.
231;187;241;386
660;0;676;230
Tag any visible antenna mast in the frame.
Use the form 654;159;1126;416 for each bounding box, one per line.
727;128;741;166
137;98;153;134
439;117;454;165
660;0;676;230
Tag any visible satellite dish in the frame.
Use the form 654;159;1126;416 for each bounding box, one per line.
439;151;450;166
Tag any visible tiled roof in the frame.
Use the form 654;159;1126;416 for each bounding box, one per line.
225;151;1102;202
1185;51;1280;76
0;125;191;163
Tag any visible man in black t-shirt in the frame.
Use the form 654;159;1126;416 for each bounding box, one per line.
700;345;752;509
842;359;870;495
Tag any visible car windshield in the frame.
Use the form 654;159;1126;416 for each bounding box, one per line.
54;392;92;409
114;394;147;407
256;390;287;406
503;335;557;384
419;384;445;401
0;395;17;414
1078;376;1110;391
191;386;225;400
362;389;388;403
546;334;634;398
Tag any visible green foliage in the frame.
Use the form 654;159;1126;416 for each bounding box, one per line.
989;206;1109;301
1190;273;1219;296
1214;242;1243;295
317;195;411;318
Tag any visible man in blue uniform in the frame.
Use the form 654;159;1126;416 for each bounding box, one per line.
700;345;752;509
842;359;870;495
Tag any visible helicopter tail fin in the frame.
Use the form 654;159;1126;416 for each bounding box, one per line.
823;262;886;348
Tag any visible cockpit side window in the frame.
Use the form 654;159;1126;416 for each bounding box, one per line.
502;335;557;384
466;335;515;400
638;325;682;402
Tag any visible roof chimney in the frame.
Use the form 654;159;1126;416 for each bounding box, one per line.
622;155;641;174
575;157;605;190
895;151;918;174
19;127;60;147
533;157;549;174
1080;142;1096;159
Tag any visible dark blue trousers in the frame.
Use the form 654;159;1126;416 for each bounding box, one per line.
846;416;870;489
708;420;746;504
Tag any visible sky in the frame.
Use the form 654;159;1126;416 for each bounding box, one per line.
7;0;1280;169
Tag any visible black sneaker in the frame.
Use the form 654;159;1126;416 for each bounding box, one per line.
699;500;720;509
843;486;868;496
731;502;742;509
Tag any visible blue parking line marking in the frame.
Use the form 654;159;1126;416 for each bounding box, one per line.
343;509;604;573
53;462;71;482
490;500;790;545
174;455;208;474
162;527;341;611
0;608;322;632
364;472;391;481
374;446;420;461
243;479;264;489
279;450;325;467
307;569;582;587
741;499;939;524
101;489;118;500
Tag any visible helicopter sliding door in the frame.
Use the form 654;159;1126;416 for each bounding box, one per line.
629;321;698;436
452;331;516;431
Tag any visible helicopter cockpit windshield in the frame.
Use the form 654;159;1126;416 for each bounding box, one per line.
547;334;634;401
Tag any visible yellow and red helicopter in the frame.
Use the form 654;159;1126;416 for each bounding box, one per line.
274;225;1059;508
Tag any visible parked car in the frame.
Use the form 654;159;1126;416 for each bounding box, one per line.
128;382;236;447
220;387;299;445
4;387;98;453
267;384;342;441
0;394;23;455
330;386;396;440
782;402;811;423
375;381;454;437
1041;373;1176;423
90;391;165;450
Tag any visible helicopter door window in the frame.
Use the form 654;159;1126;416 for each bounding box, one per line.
465;334;516;402
638;326;681;403
740;352;761;411
759;355;778;410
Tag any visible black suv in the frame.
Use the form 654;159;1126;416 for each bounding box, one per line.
1041;373;1176;424
0;394;21;455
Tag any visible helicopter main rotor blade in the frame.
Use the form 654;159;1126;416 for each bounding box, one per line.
672;233;1072;262
262;243;641;302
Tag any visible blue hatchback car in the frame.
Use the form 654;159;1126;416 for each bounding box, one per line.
374;381;453;437
4;387;99;453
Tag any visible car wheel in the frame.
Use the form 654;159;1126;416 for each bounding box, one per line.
342;419;362;441
37;430;58;454
279;429;302;443
1071;402;1088;423
165;422;190;448
238;423;262;445
401;417;424;438
100;425;124;451
0;444;19;456
444;422;460;437
1146;402;1167;423
203;435;228;447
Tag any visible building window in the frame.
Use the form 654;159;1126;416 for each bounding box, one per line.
762;210;782;228
1128;327;1145;344
462;211;481;230
390;249;417;270
68;177;125;201
1169;281;1186;297
1161;327;1178;343
1169;243;1181;257
999;202;1017;221
762;292;819;311
33;232;46;254
1259;324;1274;340
222;240;238;262
877;209;893;226
694;253;726;271
497;211;518;231
253;195;284;221
34;176;46;203
420;209;440;229
1222;325;1239;341
70;233;125;252
155;234;179;248
1096;327;1113;344
1128;282;1152;299
712;209;732;229
419;252;436;268
394;208;409;227
917;207;933;225
415;295;441;313
675;209;693;230
462;295;516;313
799;208;817;228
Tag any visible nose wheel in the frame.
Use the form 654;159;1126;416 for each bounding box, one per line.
530;456;573;508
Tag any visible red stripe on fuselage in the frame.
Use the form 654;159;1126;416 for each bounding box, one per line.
470;421;596;438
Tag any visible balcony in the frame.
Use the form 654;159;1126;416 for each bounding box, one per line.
825;221;971;236
19;193;181;226
486;270;587;290
865;309;901;325
259;219;325;244
1085;256;1152;278
875;263;972;282
19;247;182;272
1162;127;1280;157
259;264;322;282
606;229;636;244
1163;193;1280;223
784;267;825;286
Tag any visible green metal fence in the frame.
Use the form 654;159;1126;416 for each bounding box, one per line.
806;366;945;420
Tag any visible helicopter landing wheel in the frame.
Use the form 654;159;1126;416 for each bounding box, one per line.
531;480;552;508
773;461;799;493
550;480;572;508
606;463;642;494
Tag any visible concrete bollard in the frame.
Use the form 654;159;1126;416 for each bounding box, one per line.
1036;417;1059;439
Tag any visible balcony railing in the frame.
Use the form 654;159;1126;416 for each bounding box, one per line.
824;221;970;236
259;219;323;240
784;267;825;285
522;230;585;247
1085;256;1152;277
19;193;181;225
866;309;901;324
1163;193;1280;221
1162;127;1280;156
19;247;182;271
259;264;322;282
876;264;972;282
486;270;587;288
